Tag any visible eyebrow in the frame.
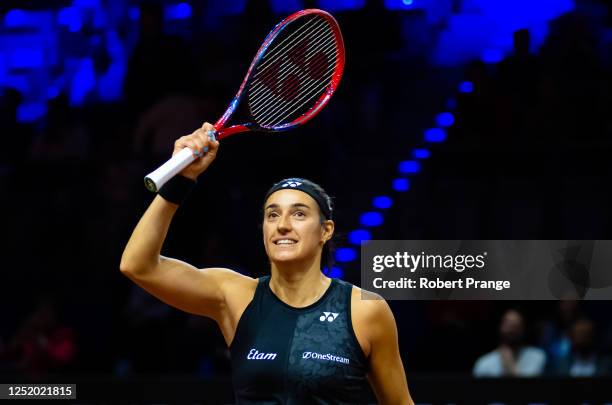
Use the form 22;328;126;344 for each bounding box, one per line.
265;203;312;211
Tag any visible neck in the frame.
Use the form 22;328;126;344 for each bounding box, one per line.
269;257;330;308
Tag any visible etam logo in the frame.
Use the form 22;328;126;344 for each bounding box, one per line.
319;312;339;322
246;348;277;360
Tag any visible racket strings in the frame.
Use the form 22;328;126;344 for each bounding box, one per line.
250;31;332;99
255;16;324;73
252;51;337;126
255;63;336;126
248;16;339;127
250;45;335;111
252;50;337;125
249;35;336;110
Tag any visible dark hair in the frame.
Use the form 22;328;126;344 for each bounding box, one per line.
263;178;335;271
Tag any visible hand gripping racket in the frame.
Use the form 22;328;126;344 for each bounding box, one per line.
144;9;345;192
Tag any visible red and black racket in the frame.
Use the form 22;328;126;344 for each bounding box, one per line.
144;8;345;192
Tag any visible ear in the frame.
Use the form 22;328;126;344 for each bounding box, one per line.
321;220;335;244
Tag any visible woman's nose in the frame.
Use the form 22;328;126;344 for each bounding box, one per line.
277;214;292;231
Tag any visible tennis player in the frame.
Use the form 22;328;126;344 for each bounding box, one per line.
120;122;414;404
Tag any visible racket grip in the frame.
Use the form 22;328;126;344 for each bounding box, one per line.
143;147;196;192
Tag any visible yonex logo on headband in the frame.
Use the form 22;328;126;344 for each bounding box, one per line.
265;178;333;220
281;181;302;188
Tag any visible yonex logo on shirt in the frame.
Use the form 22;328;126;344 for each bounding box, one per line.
319;312;339;322
302;351;349;364
247;348;277;360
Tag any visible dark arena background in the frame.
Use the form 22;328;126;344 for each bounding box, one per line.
2;0;612;404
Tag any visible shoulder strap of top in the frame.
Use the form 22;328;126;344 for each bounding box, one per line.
254;275;270;299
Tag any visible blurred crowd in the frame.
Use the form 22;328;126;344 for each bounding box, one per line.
1;1;612;381
473;305;612;378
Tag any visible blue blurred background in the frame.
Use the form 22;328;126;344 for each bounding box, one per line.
2;0;612;403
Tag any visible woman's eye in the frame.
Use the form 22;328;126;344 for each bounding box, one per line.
267;212;279;219
294;211;305;217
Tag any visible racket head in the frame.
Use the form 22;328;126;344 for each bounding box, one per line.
215;9;345;140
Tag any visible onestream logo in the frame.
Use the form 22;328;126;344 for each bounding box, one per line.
302;351;349;364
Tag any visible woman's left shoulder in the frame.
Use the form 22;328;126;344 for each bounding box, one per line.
349;285;396;357
350;285;394;326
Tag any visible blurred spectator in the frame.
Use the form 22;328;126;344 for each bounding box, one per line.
119;285;172;373
124;2;197;120
473;309;547;377
0;298;76;379
29;94;89;162
133;95;215;162
550;317;612;376
496;28;541;137
0;88;33;169
539;300;583;366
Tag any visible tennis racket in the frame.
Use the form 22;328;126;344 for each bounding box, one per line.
144;8;345;192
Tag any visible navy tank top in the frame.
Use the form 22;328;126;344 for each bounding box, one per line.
230;275;373;404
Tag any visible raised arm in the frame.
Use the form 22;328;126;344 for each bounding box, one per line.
119;122;246;323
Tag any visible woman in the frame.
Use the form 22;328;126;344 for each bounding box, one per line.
120;122;414;404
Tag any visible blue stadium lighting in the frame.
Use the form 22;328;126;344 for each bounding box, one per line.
318;0;365;12
372;196;393;209
399;160;421;174
73;0;100;7
270;0;304;14
323;266;344;278
412;148;431;159
47;86;61;99
392;178;410;192
459;81;474;93
349;229;372;246
5;10;29;27
18;103;46;123
482;48;504;64
128;7;140;20
58;7;82;32
10;49;44;69
384;0;414;9
335;248;357;263
360;212;383;227
328;267;344;278
70;58;96;105
424;128;447;142
165;3;192;20
435;112;455;127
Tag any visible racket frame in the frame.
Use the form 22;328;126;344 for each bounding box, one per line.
214;8;345;139
144;9;344;192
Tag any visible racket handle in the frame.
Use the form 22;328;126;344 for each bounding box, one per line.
143;147;196;192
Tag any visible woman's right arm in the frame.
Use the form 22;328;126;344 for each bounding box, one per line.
119;122;244;322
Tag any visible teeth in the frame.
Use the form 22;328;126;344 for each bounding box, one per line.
276;239;296;245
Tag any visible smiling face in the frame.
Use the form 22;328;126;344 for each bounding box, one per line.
263;189;334;265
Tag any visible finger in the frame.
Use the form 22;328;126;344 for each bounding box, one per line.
207;138;220;154
200;122;217;143
175;136;201;157
190;133;205;155
174;136;192;151
193;129;211;154
201;122;215;132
